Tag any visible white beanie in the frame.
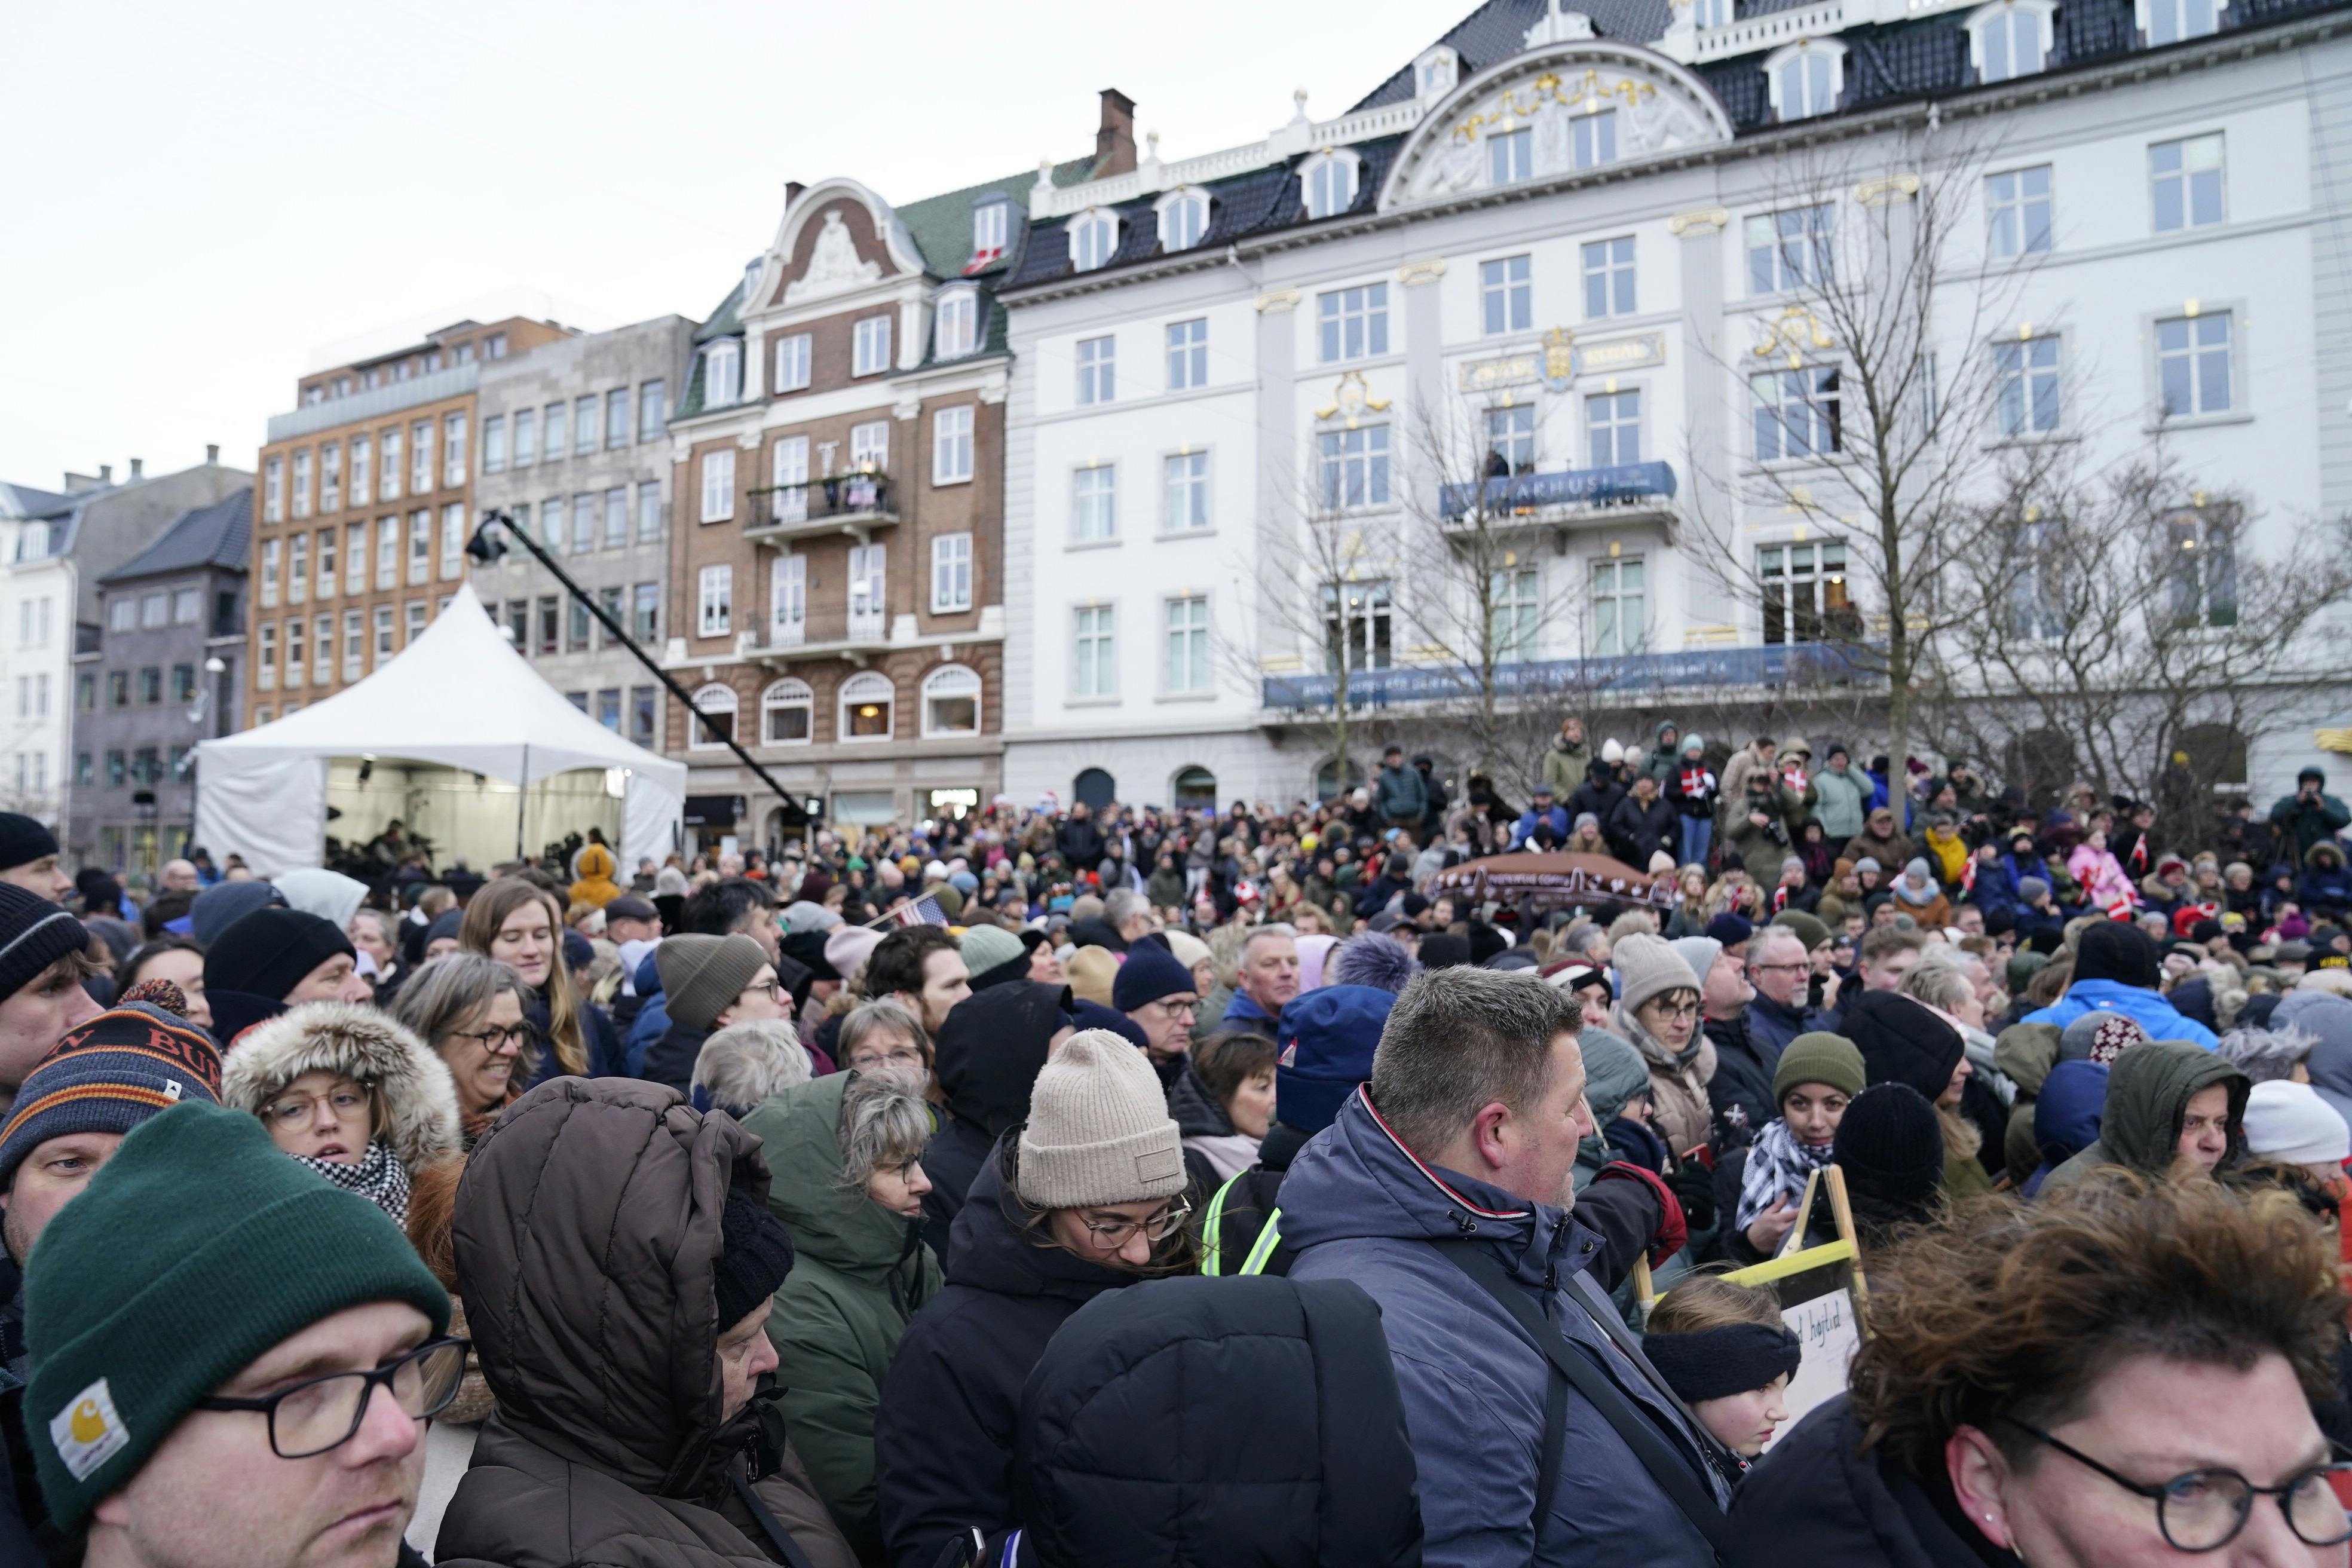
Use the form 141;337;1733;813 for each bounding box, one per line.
1016;1030;1187;1209
1601;739;1626;764
2242;1080;2351;1167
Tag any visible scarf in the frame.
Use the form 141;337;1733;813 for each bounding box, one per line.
1895;876;1937;906
1736;1117;1836;1230
291;1138;412;1226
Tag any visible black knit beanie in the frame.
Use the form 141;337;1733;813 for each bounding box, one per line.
2074;920;2161;990
1839;990;1966;1101
0;886;87;1005
1833;1082;1944;1206
0;813;57;874
1644;1324;1803;1404
1419;934;1471;970
712;1190;795;1330
202;908;355;1003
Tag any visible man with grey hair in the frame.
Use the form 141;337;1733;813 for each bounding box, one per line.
1743;924;1821;1058
1282;967;1717;1567
1214;926;1299;1033
1102;887;1156;946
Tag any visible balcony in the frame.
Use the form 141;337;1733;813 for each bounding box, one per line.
1261;641;1875;713
745;473;899;544
739;606;894;666
1437;461;1679;532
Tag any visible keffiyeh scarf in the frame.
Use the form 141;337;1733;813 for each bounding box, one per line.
292;1138;412;1226
1736;1118;1836;1232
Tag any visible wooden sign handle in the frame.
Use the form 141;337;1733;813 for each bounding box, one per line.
1824;1163;1872;1322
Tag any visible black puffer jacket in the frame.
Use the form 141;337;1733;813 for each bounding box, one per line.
1728;1396;2017;1567
920;982;1070;1259
875;1142;1149;1568
1011;1275;1422;1567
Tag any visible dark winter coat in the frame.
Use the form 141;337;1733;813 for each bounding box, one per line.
642;1016;709;1099
1745;991;1818;1062
1054;817;1105;872
875;1143;1149;1568
2302;841;2352;911
1607;791;1680;868
1201;1119;1310;1276
1564;761;1627;839
2270;780;2352;860
2024;1060;2109;1195
1728;1396;2016;1567
920;981;1070;1260
1376;762;1428;823
2041;1039;2249;1194
1704;1010;1778;1146
437;1077;856;1568
1993;1022;2060;1183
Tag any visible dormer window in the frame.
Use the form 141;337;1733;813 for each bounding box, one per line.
1766;39;1847;121
2142;0;2224;44
1070;208;1120;271
1156;188;1211;252
1970;0;2053;81
1416;47;1459;100
1696;0;1733;26
970;198;1010;271
1300;151;1361;220
935;289;979;359
705;339;742;407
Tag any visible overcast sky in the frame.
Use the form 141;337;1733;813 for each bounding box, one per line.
0;0;1453;491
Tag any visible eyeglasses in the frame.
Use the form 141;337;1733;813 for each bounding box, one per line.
262;1082;372;1128
1999;1417;2352;1552
1076;1194;1193;1250
1144;997;1199;1016
446;1023;529;1054
849;1047;926;1070
197;1339;471;1459
743;980;785;1002
1645;1000;1701;1021
1750;961;1811;976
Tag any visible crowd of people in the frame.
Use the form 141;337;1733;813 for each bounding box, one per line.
1;715;2350;1568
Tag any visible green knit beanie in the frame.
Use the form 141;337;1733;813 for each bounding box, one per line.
1774;1031;1867;1104
24;1101;449;1530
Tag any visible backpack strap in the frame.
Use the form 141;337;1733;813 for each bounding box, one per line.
730;1472;819;1568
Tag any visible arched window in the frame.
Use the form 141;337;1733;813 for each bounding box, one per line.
1074;767;1117;810
1156;188;1211;252
1969;0;2053;81
934;288;979;359
921;664;981;737
1172;765;1218;807
838;670;895;742
1766;40;1846;121
1313;755;1367;801
1070;209;1120;272
760;677;813;746
688;682;736;749
1300;152;1361;220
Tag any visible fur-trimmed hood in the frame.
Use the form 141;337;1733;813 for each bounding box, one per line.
221;1001;462;1175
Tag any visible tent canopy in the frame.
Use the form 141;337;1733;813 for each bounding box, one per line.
195;583;684;876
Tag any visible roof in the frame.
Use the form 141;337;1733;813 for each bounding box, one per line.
1350;0;1675;109
0;482;84;522
99;488;251;584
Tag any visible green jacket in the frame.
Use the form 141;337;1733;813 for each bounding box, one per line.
1993;1022;2060;1183
2041;1040;2249;1195
741;1073;943;1560
1541;737;1592;797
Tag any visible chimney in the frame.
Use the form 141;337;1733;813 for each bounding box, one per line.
783;180;806;209
128;458;143;482
1094;88;1138;178
206;443;220;466
99;464;113;485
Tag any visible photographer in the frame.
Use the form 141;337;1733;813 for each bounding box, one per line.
2270;767;2351;861
1726;770;1800;880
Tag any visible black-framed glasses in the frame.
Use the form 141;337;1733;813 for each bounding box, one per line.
2000;1417;2352;1552
1077;1194;1193;1250
446;1023;529;1054
197;1338;470;1459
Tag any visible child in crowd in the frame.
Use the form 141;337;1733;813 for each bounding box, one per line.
1642;1273;1801;1462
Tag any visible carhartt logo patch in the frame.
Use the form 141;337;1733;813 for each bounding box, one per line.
51;1378;127;1481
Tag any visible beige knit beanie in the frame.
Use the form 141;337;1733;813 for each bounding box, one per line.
1016;1029;1187;1209
1612;932;1702;1016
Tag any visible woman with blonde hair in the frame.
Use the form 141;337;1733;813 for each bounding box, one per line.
460;877;620;1083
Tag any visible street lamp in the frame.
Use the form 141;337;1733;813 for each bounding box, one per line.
181;655;229;853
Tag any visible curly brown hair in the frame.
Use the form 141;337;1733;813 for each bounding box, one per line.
1849;1168;2347;1479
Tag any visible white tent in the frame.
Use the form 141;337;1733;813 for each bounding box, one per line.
195;583;685;876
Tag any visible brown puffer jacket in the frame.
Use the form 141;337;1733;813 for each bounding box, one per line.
434;1077;856;1568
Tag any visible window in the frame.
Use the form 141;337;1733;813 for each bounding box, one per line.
289;532;308;604
931;532;973;611
1163;451;1211;531
773;335;811;393
1076;335;1116;405
411;420;433;493
1583;237;1637;318
922;664;981;736
543;400;566;458
260;537;280;607
345;523;368;593
934;406;974;484
482;415;506;473
320;443;341;511
540;497;564;551
2151;134;2225;232
1158;189;1209;251
286;617;305;679
313;614;333;683
1491;567;1541;661
292;449;313;518
853;316;892;376
605;388;630;449
406;601;427;648
133;592;163;629
1760;540;1851;643
1165;596;1209;693
841;670;895;739
2166;504;2239;626
1322;580;1393;671
1416;48;1459;97
848;543;886;636
1591;556;1646;656
379;427;402;500
705;341;742;406
637;480;663;540
108;669;130;706
1482;255;1532;336
376;517;397;585
639;380;666;440
32;674;45;718
487;332;507;359
631;687;657;747
264;456;283;521
443;413;467;486
75;673;93;712
502;599;528;650
441;504;465;578
1486;405;1535;474
702;449;736;522
849;420;889;475
1318;425;1391;508
593;689;620;731
314;529;335;599
569;598;590;652
1588;390;1642;467
1318;282;1389;363
1986;166;2054;259
373;606;393;666
1747;205;1835;293
75;752;90;788
604;488;628;549
1573;111;1618;169
1070;209;1119;271
1488;128;1533;186
2157;310;2232;417
33;598;47;645
1697;0;1732;25
1301;153;1359;220
689;683;737;748
408;510;431;585
771;556;805;643
699;565;732;636
1995;335;2063;434
633;581;661;642
762;678;813;744
109;596;134;633
1972;0;2048;81
106;751;126;788
571;396;597;455
1752;367;1843;459
1769;41;1845;120
350;434;372;506
455;341;474;365
2145;0;2221;44
1166;318;1208;390
136;665;161;704
972;198;1010;264
1073;605;1117;697
771;436;808;521
1074;464;1118;542
568;494;593;555
935;291;978;358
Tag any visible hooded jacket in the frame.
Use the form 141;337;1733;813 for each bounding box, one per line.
2269;775;2352;860
2022;978;2218;1050
740;1072;942;1561
1541;731;1593;797
1993;1022;2060;1183
1607;788;1680;869
436;1077;856;1568
2023;1059;2108;1195
1564;760;1627;838
1840;817;1914;875
2302;840;2352;911
1728;1396;2015;1567
2040;1040;2249;1194
568;843;623;909
1282;1087;1722;1568
875;1141;1149;1568
920;981;1070;1260
1010;1275;1423;1568
220;1001;462;1178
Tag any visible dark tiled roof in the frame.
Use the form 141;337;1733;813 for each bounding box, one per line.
99;488;251;583
0;482;81;521
1352;0;1679;108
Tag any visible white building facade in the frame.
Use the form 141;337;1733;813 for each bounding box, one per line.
997;0;2352;810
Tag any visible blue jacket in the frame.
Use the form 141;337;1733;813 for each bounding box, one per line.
2024;978;2218;1050
1744;991;1817;1060
1969;859;2022;917
1509;805;1572;850
1283;1089;1725;1568
623;950;667;1076
2025;1059;2109;1197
